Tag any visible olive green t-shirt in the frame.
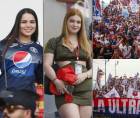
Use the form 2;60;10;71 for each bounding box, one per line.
45;36;89;61
44;36;92;92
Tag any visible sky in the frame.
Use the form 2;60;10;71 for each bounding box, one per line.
93;59;140;86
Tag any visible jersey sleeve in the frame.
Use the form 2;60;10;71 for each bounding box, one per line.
44;37;57;54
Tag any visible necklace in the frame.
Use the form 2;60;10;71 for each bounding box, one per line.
64;37;80;60
74;44;80;60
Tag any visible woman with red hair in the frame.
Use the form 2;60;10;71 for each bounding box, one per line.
44;8;92;118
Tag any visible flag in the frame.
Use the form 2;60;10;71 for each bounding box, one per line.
129;0;139;13
107;73;112;85
95;0;101;10
135;72;139;78
122;7;129;18
96;68;104;89
131;0;137;4
127;87;140;99
93;0;102;20
104;87;120;98
133;72;139;89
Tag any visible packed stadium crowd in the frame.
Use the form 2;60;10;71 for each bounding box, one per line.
93;0;140;59
93;72;140;98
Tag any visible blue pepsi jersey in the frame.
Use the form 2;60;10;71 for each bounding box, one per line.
0;40;43;92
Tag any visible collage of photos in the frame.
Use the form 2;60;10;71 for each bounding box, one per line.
0;0;140;118
0;0;93;118
93;0;140;118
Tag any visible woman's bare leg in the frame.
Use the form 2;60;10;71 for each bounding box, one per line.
58;103;80;118
79;106;92;118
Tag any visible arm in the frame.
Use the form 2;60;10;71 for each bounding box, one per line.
74;57;92;85
44;53;69;94
100;47;104;56
74;69;92;85
124;46;132;58
44;53;56;81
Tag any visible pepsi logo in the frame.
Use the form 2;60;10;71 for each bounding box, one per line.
13;51;32;68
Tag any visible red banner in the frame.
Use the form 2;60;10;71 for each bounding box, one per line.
93;98;140;116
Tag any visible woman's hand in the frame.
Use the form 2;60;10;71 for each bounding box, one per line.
74;73;87;85
53;79;69;94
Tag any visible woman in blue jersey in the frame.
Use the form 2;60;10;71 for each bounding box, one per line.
0;8;43;92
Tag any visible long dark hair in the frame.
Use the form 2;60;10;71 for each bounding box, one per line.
1;8;38;56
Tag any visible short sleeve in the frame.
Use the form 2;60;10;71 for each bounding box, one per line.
44;38;57;54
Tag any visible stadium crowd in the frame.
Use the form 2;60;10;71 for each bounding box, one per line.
93;0;140;59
